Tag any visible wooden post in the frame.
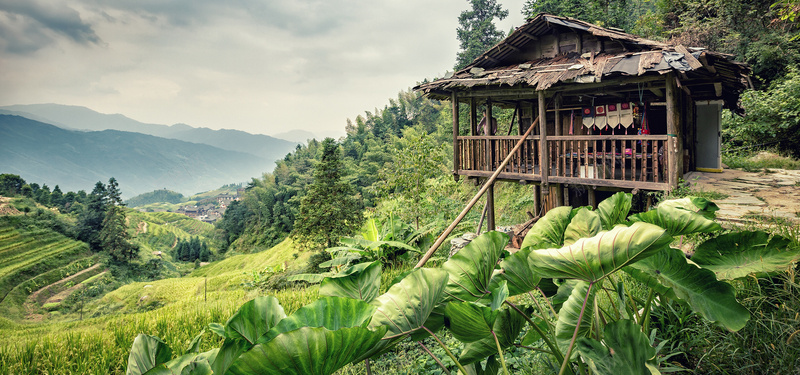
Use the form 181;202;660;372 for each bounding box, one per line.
588;187;597;209
539;91;549;186
486;98;494;169
534;184;541;215
665;74;681;190
487;182;495;231
452;91;461;180
470;97;478;136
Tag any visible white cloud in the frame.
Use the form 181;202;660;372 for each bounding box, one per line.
0;0;525;138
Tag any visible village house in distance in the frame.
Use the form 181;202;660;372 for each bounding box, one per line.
175;192;239;223
415;13;751;229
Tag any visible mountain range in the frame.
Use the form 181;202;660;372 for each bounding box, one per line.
0;104;308;198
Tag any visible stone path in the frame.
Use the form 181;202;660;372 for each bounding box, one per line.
684;168;800;225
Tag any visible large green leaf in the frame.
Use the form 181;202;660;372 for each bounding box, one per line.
521;206;573;250
563;207;602;246
625;247;750;331
319;261;381;302
146;349;218;375
227;326;387;375
529;222;671;282
126;334;173;375
370;268;448;337
596;192;632;230
555;281;596;357
488;247;541;296
691;231;800;280
224;296;286;345
460;355;500;375
576;319;656;375
258;296;375;344
209;339;248;375
459;306;526;365
629;199;721;236
445;302;498;343
443;231;508;302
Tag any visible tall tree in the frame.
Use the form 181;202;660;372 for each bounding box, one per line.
78;181;108;251
455;0;509;70
100;178;137;262
292;138;363;248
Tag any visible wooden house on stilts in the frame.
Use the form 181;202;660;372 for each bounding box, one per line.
414;13;751;230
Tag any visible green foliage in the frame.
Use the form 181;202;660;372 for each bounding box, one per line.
456;0;509;70
293;138;364;249
124;189;185;208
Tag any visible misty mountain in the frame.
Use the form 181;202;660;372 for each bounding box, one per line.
271;129;317;143
0;103;300;161
0;115;272;198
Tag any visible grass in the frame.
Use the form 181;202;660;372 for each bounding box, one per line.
723;150;800;171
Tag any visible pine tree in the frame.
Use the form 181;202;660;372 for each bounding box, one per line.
100;178;136;262
455;0;509;70
78;182;108;251
292;138;364;248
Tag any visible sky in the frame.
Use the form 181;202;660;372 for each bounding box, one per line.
0;0;526;139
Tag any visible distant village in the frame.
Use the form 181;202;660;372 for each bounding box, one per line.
141;188;244;223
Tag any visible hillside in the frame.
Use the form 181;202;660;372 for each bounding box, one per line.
0;104;300;162
0;115;270;198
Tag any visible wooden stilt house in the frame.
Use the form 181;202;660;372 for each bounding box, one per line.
414;13;751;227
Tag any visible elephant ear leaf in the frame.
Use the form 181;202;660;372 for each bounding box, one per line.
691;231;800;280
224;296;286;345
576;319;655;375
629;198;721;236
228;326;387;375
555;281;596;357
126;334;173;375
489;247;541;296
625;247;750;331
596;192;632;230
522;206;573;250
319;261;381;302
458;306;527;365
445;302;498;343
563;207;602;246
259;296;375;344
659;197;719;219
443;231;508;302
529;222;671;283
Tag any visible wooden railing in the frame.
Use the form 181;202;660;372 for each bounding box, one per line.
455;134;671;190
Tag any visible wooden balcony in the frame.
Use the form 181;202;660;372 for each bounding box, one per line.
455;134;672;191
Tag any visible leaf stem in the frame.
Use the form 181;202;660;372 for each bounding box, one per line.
641;288;655;333
417;342;451;375
491;330;511;375
558;282;594;375
421;326;468;375
504;300;565;365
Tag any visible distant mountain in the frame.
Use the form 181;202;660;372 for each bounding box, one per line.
0;115;272;198
0;104;299;162
271;129;317;143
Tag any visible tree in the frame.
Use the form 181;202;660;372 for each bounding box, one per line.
78;181;108;251
455;0;509;70
293;138;364;248
0;174;26;196
99;178;137;262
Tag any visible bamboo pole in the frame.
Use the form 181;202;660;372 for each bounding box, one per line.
415;117;540;269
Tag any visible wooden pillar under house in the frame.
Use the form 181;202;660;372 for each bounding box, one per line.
470;97;478;136
538;90;550;207
487;181;495;232
665;74;682;190
452;91;461;181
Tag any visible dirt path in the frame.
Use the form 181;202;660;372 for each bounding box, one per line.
0;197;22;216
44;271;107;305
24;263;102;320
685;168;800;224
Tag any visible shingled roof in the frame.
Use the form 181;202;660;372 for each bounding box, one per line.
416;14;751;109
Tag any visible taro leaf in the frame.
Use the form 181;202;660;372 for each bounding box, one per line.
145;349;218;375
443;231;508;302
459;307;526;365
207;323;226;338
318;254;362;269
286;272;334;283
258;296;375;344
629;199;721;236
488;247;541;296
319;261;381;302
184;330;204;355
576;319;655;375
658;197;719;219
224;296;286;345
179;360;212;375
625;247;750;331
445;302;499;343
521;318;549;346
555;281;596;357
563;207;602;246
365;268;448;358
691;231;800;280
529;222;671;283
209;338;248;375
409;304;446;342
521;206;573;250
227;326;387;375
596;192;632;230
490;281;508;311
126;334;173;375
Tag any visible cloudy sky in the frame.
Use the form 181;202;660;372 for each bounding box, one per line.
0;1;526;138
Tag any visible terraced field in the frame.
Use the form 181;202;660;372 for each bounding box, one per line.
128;211;217;254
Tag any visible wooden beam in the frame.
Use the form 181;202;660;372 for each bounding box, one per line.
521;32;539;40
487;182;495;231
714;82;723;97
470;97;478;135
452;91;460;180
665;73;681;190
